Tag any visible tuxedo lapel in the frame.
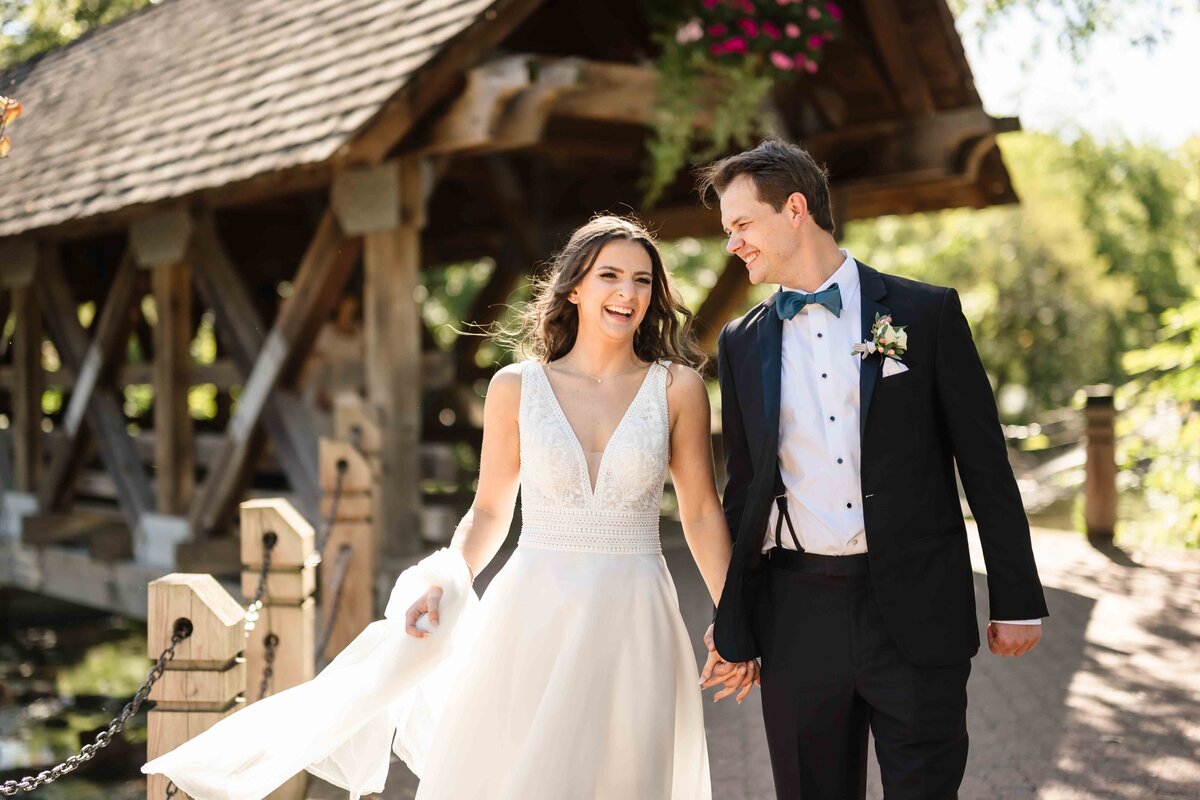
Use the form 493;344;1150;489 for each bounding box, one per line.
757;293;784;459
858;263;889;440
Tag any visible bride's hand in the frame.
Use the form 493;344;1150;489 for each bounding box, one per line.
404;586;443;638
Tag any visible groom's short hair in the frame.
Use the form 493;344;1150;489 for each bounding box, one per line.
695;139;835;234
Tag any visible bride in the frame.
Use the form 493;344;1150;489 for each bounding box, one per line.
143;215;757;799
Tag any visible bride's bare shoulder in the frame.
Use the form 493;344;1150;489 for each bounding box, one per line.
663;361;708;403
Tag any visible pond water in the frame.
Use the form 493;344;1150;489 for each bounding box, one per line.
0;590;146;799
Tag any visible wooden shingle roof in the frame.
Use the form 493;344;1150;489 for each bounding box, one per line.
0;0;507;238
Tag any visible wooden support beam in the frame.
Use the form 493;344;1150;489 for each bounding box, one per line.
39;250;139;512
335;0;548;166
0;290;11;363
189;214;322;518
133;208;197;515
35;248;156;537
362;161;427;566
189;211;361;538
12;285;42;493
151;261;195;513
317;439;374;662
419;55;532;156
859;0;936;117
693;256;753;356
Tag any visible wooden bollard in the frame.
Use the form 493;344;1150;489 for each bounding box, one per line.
318;437;375;663
1084;386;1117;546
146;574;246;800
240;498;315;800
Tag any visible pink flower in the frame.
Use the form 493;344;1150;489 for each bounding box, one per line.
785;23;801;38
807;34;823;50
807;5;821;19
710;42;727;56
826;2;843;21
793;52;808;69
739;18;759;37
702;0;720;8
707;23;728;36
724;36;748;53
762;21;782;39
770;50;793;70
776;0;792;5
805;59;819;73
738;0;756;12
676;19;704;44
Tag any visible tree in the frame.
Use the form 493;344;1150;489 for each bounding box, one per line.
1;0;154;69
949;0;1187;58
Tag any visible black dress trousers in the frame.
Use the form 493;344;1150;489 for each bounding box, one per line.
757;553;971;800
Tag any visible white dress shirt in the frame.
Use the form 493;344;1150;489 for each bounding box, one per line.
761;251;1040;624
763;251;865;555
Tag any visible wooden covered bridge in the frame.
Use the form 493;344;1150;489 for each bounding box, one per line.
0;0;1019;621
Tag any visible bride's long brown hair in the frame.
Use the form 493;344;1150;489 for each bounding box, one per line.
503;215;707;371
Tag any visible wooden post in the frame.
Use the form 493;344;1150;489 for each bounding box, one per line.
317;437;374;661
334;159;430;579
11;285;42;493
239;498;315;800
1084;386;1117;547
146;574;247;800
132;207;197;516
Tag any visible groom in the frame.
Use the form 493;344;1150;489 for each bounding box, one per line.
701;140;1048;799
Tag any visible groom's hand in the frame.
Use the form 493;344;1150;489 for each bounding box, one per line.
699;623;759;703
987;622;1042;657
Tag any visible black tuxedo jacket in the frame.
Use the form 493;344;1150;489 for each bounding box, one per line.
714;261;1048;667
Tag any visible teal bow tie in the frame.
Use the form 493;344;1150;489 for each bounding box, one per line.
776;284;843;320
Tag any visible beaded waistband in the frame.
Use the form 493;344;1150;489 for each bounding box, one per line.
518;506;661;555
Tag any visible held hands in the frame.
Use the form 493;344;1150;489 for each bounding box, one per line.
698;623;759;704
987;622;1042;657
404;585;444;638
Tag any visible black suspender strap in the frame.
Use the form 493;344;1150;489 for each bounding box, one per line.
773;463;804;552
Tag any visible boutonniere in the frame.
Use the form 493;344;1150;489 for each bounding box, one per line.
852;313;909;377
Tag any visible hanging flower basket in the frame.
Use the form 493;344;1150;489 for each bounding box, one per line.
0;96;23;159
643;0;842;205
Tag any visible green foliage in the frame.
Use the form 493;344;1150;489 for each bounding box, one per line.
1118;298;1200;547
842;132;1138;417
1;0;156;68
948;0;1185;58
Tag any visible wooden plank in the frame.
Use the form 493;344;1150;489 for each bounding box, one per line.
859;0;936;117
189;214;321;517
336;0;548;166
34;248;155;536
152;259;195;513
11;285;42;493
189;212;360;537
418;55;532;156
364;162;425;563
39;250;139;512
0;290;11;362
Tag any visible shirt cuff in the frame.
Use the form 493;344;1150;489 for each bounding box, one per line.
990;619;1042;625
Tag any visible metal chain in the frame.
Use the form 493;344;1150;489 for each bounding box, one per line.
165;781;179;798
0;620;193;796
315;544;354;664
314;458;349;559
244;532;277;637
257;632;279;701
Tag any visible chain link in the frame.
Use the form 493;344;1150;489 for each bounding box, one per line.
0;620;193;796
314;457;349;559
244;532;277;637
257;632;279;701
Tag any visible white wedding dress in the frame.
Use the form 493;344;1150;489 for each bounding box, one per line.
143;359;711;800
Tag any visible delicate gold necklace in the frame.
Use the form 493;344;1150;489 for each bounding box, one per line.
548;362;648;384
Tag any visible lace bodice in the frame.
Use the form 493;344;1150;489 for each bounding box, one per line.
517;360;671;554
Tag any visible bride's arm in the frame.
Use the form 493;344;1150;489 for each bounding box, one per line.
405;365;521;637
666;364;731;607
450;364;523;580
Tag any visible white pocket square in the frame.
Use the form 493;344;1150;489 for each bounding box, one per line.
882;358;909;378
